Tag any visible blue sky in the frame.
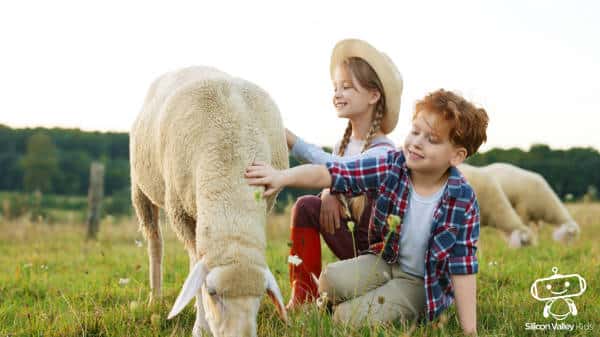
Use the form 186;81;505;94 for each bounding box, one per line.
1;0;598;151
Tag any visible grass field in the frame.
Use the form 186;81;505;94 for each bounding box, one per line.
1;203;599;337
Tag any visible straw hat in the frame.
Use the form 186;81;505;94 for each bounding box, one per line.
330;39;403;134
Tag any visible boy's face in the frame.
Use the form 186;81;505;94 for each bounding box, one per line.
331;64;380;119
403;110;467;174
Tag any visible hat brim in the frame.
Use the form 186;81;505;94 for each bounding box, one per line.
330;39;402;134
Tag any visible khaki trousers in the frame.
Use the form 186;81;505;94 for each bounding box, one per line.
318;254;425;326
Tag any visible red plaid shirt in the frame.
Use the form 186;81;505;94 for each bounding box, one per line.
326;150;480;321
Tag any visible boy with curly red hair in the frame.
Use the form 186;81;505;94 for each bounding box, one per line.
246;89;488;335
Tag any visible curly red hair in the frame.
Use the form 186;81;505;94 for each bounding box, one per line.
414;89;489;157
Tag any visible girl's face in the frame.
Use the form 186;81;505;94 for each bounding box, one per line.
403;110;466;174
331;64;380;119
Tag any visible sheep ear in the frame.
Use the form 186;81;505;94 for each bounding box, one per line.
264;267;288;324
168;261;208;319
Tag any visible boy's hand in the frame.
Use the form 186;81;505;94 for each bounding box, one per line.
245;161;286;197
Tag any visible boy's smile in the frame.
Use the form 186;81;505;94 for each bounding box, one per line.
407;148;425;161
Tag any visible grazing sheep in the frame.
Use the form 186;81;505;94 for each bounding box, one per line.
481;163;580;243
458;164;536;247
130;66;288;337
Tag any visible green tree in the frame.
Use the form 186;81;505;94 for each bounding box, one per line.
20;132;59;192
52;150;92;195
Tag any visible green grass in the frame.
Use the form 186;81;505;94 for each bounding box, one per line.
1;203;599;336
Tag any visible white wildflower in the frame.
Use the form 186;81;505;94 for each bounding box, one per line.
287;255;303;266
135;239;143;248
119;278;130;286
23;263;33;269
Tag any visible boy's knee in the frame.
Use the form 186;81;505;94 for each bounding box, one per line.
318;263;337;299
318;261;351;303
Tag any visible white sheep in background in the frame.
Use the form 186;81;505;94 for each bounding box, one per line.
458;164;536;247
130;66;288;337
481;163;580;244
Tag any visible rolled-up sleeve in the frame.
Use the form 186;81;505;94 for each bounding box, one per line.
326;151;394;198
448;198;480;274
290;137;335;164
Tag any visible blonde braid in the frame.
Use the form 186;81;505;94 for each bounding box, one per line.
337;121;353;156
333;121;354;220
360;104;385;152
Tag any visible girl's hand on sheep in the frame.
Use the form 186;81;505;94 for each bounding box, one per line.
245;161;286;197
246;162;332;196
320;189;345;234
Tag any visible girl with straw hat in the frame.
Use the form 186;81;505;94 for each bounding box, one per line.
284;38;403;309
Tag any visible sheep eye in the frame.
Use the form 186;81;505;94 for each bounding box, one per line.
207;287;218;296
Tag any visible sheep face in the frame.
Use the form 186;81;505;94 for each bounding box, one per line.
508;228;537;248
200;288;260;337
553;222;580;244
169;262;287;337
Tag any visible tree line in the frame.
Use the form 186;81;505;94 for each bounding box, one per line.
1;125;598;205
0;125;129;196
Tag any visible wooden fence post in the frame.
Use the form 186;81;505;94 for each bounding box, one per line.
86;162;104;239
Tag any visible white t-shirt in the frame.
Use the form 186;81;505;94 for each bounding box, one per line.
399;180;446;277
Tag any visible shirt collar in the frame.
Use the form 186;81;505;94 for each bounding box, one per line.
446;166;464;199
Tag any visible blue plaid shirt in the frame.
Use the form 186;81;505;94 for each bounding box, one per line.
326;150;480;321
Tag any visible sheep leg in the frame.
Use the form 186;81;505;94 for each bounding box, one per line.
164;193;197;256
132;185;163;303
495;214;530;234
487;204;536;247
147;209;163;304
513;202;530;225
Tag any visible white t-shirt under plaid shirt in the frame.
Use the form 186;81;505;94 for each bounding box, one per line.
400;180;447;277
